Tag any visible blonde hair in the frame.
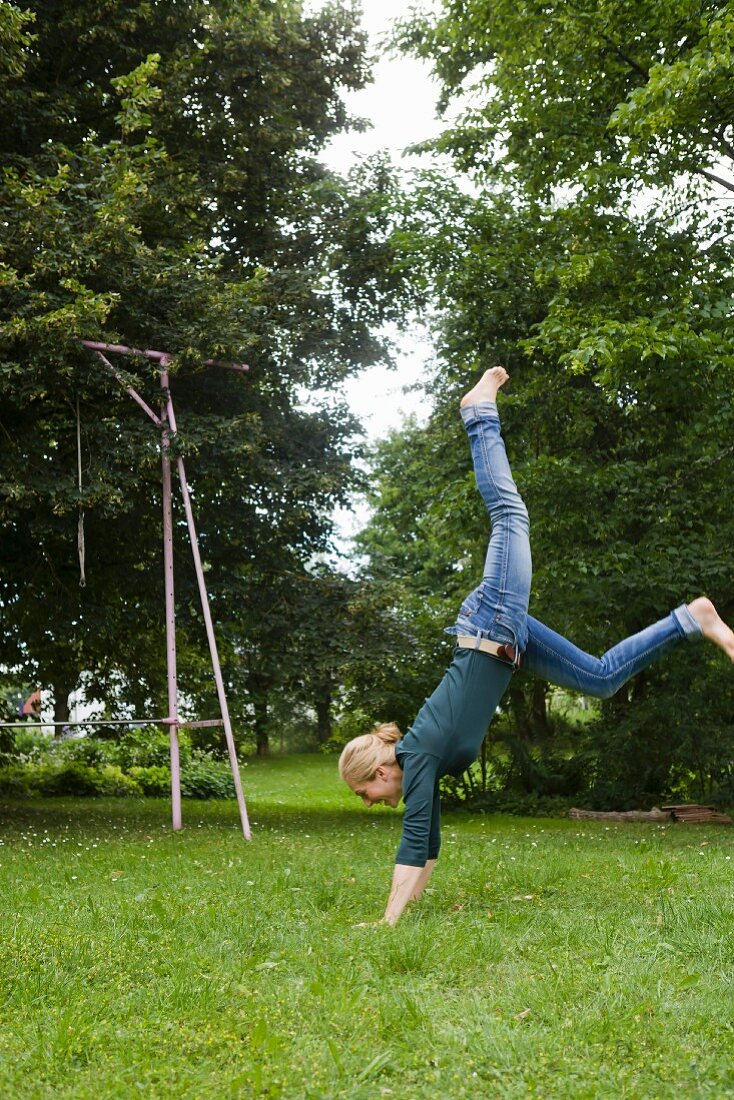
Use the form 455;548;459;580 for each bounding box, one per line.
338;723;401;788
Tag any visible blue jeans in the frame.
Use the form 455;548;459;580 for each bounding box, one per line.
446;401;703;697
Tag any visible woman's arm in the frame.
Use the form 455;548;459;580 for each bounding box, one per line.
383;861;436;925
382;857;438;925
411;857;437;901
380;754;441;925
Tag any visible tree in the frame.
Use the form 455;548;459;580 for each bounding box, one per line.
352;414;479;731
400;0;734;385
0;1;407;735
356;0;734;804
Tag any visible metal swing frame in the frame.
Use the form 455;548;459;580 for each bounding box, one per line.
0;342;252;836
69;340;253;838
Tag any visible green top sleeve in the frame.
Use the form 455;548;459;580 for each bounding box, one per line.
394;751;441;866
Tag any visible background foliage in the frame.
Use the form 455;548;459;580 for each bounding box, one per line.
348;0;734;807
2;0;734;807
0;0;406;753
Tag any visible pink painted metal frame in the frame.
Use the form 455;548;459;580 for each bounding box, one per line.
80;340;251;839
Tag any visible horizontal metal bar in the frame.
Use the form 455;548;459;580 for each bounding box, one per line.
0;716;227;730
179;719;225;729
0;717;170;729
81;340;248;371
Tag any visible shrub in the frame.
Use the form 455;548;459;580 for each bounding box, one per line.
461;790;572;817
116;726;191;770
36;762;100;796
96;765;142;797
37;762;141;797
584;650;734;809
128;765;171;797
125;759;239;800
10;728;55;763
0;735;235;800
55;737;120;768
8;730;121;767
180;758;236;799
0;726;15;759
320;733;348;755
0;764;35;795
328;708;375;751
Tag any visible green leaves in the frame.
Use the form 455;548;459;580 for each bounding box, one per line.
0;0;405;734
370;0;734;803
111;53;162;135
608;6;734;176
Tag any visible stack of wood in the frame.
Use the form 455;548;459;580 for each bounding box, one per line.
568;804;732;825
662;804;733;825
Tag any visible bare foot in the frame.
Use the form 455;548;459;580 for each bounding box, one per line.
460;366;509;408
687;597;734;662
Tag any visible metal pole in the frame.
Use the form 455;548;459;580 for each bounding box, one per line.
160;369;182;832
80;339;252;838
164;389;251;840
91;350;163;427
81;340;249;372
0;718;177;730
0;717;226;731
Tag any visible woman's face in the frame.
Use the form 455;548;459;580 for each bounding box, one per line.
352;763;403;808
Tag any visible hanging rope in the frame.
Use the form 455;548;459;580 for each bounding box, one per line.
76;395;86;588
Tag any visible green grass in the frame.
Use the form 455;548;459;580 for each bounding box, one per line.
2;754;734;1098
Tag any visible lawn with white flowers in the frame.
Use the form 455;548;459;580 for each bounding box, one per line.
2;754;734;1098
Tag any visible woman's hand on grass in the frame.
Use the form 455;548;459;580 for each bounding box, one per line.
383;863;436;925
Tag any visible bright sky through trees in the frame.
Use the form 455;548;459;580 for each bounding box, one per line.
311;0;443;441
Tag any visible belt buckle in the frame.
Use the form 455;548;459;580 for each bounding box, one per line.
496;643;518;667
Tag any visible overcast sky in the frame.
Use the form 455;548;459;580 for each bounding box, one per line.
308;0;445;442
302;1;450;545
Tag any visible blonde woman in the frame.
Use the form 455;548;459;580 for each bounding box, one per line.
339;367;734;927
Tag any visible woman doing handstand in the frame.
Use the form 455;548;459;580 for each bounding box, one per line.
339;367;734;927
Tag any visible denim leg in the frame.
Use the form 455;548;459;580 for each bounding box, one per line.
446;401;531;650
522;605;703;698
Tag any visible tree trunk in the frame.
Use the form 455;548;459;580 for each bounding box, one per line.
508;679;551;740
52;681;71;738
569;806;670;822
531;680;552;738
253;698;269;757
508;680;532;739
314;683;332;745
479;735;489;792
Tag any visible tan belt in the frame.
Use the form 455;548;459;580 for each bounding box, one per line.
456;634;520;668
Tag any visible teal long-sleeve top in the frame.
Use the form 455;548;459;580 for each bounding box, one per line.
394;648;513;867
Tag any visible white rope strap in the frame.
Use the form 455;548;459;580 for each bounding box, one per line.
76;395;86;588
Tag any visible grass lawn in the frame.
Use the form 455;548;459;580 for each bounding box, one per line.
2;753;734;1098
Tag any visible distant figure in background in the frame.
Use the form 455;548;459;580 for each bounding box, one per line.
21;690;42;720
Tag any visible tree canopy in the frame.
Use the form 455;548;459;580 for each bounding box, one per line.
351;0;734;805
4;0;734;798
0;0;405;742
